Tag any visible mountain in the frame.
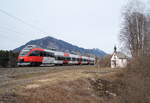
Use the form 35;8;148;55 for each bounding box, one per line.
14;36;107;57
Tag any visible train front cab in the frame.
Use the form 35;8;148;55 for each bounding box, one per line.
18;48;55;66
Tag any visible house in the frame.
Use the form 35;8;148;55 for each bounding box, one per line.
111;46;128;68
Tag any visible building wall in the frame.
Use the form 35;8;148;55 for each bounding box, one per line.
111;54;127;68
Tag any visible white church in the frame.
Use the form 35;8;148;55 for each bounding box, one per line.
111;46;128;68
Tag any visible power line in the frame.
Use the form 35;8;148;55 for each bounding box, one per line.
0;30;23;41
0;8;47;35
0;26;26;38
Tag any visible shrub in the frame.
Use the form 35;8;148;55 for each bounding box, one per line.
118;56;150;103
0;50;18;68
99;55;111;67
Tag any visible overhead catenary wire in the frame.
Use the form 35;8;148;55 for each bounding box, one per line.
0;8;47;36
0;30;24;42
0;26;26;38
0;8;52;50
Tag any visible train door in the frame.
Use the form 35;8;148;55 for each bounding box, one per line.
63;53;70;64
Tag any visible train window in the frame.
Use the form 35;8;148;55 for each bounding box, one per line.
49;53;54;57
46;52;49;57
77;58;80;61
40;51;44;56
72;58;74;61
19;50;29;56
56;56;64;60
41;52;54;57
60;57;64;60
72;58;76;61
55;56;59;60
65;57;71;60
74;58;77;61
48;52;54;57
42;52;45;56
39;51;45;56
29;51;40;56
44;52;47;57
46;52;49;56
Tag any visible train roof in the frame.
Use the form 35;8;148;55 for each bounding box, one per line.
21;45;95;59
69;54;79;58
54;51;64;56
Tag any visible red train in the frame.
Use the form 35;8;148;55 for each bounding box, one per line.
17;45;95;66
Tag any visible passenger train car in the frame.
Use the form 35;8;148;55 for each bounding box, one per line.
17;45;95;66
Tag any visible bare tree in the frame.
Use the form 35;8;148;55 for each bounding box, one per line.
143;14;150;56
120;0;150;58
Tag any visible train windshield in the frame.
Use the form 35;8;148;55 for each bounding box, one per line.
19;50;30;56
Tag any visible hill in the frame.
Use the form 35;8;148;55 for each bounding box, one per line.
13;36;107;57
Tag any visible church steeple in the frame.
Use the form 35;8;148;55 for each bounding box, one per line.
114;45;117;53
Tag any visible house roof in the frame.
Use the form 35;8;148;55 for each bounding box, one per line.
114;52;128;59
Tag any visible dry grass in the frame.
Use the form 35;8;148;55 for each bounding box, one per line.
116;57;150;103
0;66;120;103
0;79;101;103
22;79;102;103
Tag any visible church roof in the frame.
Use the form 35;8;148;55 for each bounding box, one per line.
114;52;128;59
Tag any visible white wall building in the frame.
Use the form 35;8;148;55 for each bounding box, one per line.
111;47;128;68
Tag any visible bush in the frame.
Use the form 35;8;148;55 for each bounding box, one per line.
0;57;9;67
99;55;111;67
0;50;18;68
118;56;150;103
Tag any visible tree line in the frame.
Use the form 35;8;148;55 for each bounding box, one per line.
0;50;18;67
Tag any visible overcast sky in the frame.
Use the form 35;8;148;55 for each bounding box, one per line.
0;0;149;53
